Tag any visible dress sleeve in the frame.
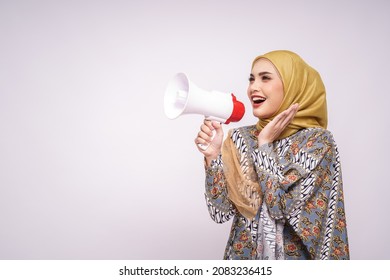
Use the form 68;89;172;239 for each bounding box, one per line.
253;128;349;259
251;128;333;220
204;154;236;224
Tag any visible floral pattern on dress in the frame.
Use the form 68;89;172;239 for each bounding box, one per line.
204;125;349;260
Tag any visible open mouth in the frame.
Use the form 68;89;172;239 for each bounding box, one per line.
252;96;266;104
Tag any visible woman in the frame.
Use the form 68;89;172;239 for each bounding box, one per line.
195;50;349;260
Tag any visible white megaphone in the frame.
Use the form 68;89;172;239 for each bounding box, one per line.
164;73;245;150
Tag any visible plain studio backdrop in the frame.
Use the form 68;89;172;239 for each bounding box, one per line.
0;0;389;260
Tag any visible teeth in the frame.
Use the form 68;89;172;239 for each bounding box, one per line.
252;96;266;104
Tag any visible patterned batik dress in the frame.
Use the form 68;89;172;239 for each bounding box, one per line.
204;125;349;260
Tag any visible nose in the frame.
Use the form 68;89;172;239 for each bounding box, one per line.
248;80;260;94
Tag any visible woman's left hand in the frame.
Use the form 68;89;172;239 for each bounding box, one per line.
257;103;299;146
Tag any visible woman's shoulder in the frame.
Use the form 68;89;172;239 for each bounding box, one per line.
229;125;258;141
290;127;339;156
229;125;257;136
293;127;336;142
227;125;259;150
228;126;338;149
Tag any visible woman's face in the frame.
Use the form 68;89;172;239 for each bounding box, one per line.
247;58;284;119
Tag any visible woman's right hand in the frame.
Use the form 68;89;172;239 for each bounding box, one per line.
194;120;224;165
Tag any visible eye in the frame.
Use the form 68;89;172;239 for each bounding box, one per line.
248;76;254;82
261;75;271;81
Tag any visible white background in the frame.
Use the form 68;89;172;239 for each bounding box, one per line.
0;0;389;259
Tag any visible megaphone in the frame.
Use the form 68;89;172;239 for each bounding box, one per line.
164;73;245;150
164;73;245;124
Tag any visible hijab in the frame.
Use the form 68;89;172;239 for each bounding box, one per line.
254;50;327;139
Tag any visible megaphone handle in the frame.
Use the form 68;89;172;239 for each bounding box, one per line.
197;130;216;151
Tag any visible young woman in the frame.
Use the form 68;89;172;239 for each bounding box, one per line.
195;50;349;260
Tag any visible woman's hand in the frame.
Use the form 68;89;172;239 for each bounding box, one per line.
257;103;299;146
194;120;224;166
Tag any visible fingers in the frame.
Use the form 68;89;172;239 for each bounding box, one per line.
194;119;224;158
211;121;223;136
280;103;299;128
257;104;299;146
272;103;299;128
194;120;215;146
196;130;212;144
203;120;215;138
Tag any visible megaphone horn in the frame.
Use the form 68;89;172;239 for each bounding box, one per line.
164;73;245;124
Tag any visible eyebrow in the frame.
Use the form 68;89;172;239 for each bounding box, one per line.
250;71;272;77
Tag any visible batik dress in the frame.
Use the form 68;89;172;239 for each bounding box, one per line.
204;125;349;260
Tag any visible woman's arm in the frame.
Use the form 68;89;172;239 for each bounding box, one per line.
254;128;349;259
195;120;236;223
204;155;236;223
253;128;333;219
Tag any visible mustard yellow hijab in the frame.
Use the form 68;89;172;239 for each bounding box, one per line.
221;50;328;219
254;50;327;139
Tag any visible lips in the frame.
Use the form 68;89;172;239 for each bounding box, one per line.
251;95;266;106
